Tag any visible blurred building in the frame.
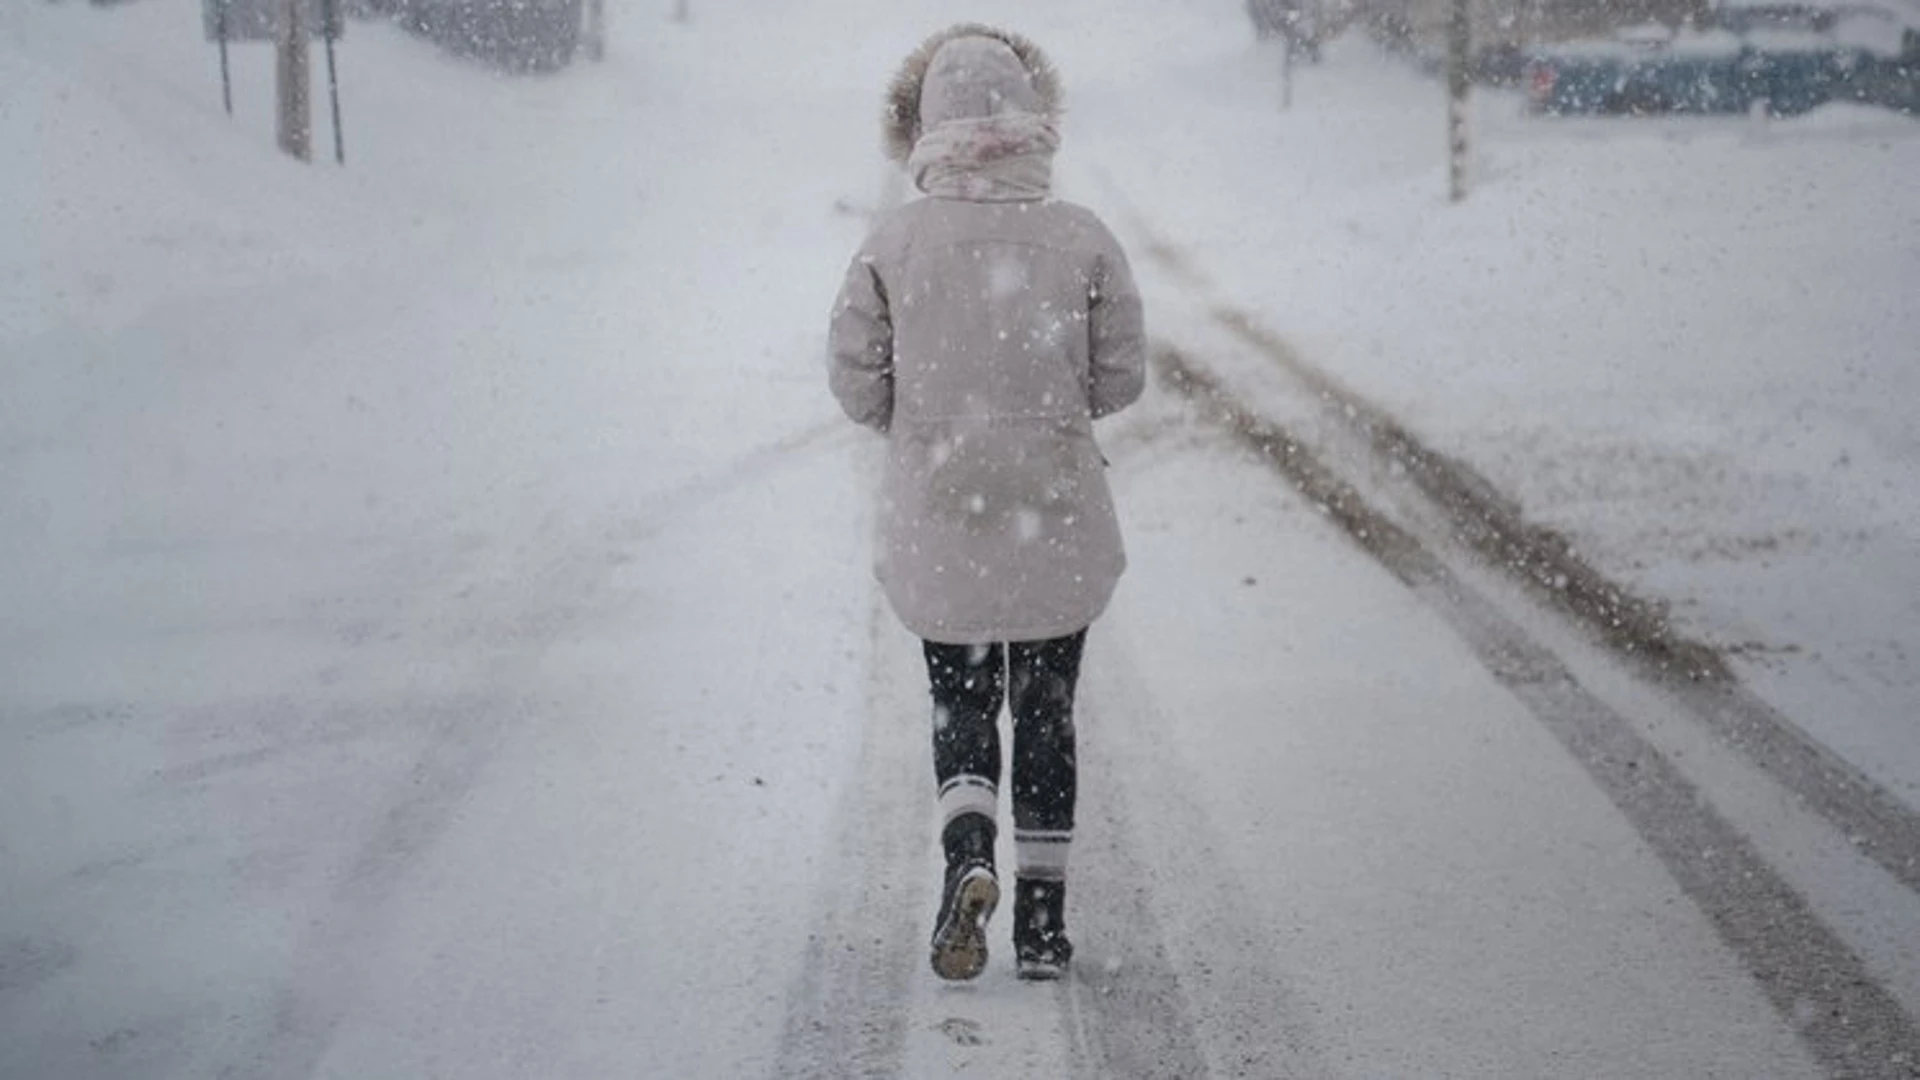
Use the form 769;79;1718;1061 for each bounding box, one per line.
366;0;584;72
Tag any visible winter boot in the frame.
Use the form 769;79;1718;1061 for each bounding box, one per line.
1014;878;1072;981
930;813;999;981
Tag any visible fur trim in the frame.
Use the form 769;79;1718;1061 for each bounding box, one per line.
884;24;1062;165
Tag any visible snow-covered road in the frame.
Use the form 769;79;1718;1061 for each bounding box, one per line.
5;0;1918;1076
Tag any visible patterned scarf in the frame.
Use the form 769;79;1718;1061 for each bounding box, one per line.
908;112;1059;202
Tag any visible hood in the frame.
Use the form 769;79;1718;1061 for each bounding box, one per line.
883;23;1062;165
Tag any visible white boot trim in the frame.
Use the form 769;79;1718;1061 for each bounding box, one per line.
1014;829;1071;880
938;775;998;827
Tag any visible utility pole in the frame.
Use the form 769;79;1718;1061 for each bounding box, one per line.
276;0;312;162
215;0;233;115
1281;25;1295;109
1446;0;1471;201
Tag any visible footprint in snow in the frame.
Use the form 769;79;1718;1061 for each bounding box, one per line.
934;1017;986;1047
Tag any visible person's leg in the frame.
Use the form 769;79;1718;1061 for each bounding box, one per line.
923;640;1006;980
925;640;1005;862
1006;628;1087;978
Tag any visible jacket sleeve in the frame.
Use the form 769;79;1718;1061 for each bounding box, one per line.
1087;228;1146;420
828;253;895;433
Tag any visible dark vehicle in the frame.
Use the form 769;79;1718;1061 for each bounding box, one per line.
1847;29;1920;109
1525;6;1920;115
386;0;583;72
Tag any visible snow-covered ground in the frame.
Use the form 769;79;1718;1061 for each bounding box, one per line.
4;0;1917;1077
1072;33;1920;806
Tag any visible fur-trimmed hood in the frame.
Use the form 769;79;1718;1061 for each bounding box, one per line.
883;24;1062;165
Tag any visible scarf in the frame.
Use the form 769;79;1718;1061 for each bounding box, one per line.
908;112;1059;202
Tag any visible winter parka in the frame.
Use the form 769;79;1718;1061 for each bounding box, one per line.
829;25;1147;645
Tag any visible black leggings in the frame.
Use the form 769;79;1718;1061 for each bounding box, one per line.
924;629;1086;835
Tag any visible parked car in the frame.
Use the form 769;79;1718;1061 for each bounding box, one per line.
1524;6;1919;115
1846;29;1920;110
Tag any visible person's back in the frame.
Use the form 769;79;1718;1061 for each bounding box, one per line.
828;22;1146;982
841;193;1141;641
832;27;1144;644
866;196;1132;432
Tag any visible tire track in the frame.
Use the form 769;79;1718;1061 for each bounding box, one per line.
1067;626;1329;1080
1155;347;1920;1079
242;417;861;1079
1134;221;1724;683
770;471;923;1080
1060;752;1216;1080
1135;226;1920;902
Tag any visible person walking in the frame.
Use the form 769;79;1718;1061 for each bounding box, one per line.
827;23;1146;982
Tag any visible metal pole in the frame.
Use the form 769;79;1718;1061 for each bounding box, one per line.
1282;23;1295;109
323;0;344;165
217;0;233;116
1446;0;1470;201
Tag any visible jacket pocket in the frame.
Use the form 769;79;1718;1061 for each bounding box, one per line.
917;420;1089;522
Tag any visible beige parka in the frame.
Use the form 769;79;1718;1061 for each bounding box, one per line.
829;24;1147;644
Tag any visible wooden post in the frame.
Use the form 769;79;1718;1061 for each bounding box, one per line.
276;0;312;162
1446;0;1470;201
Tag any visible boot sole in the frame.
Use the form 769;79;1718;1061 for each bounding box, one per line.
1015;955;1068;981
930;867;999;981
